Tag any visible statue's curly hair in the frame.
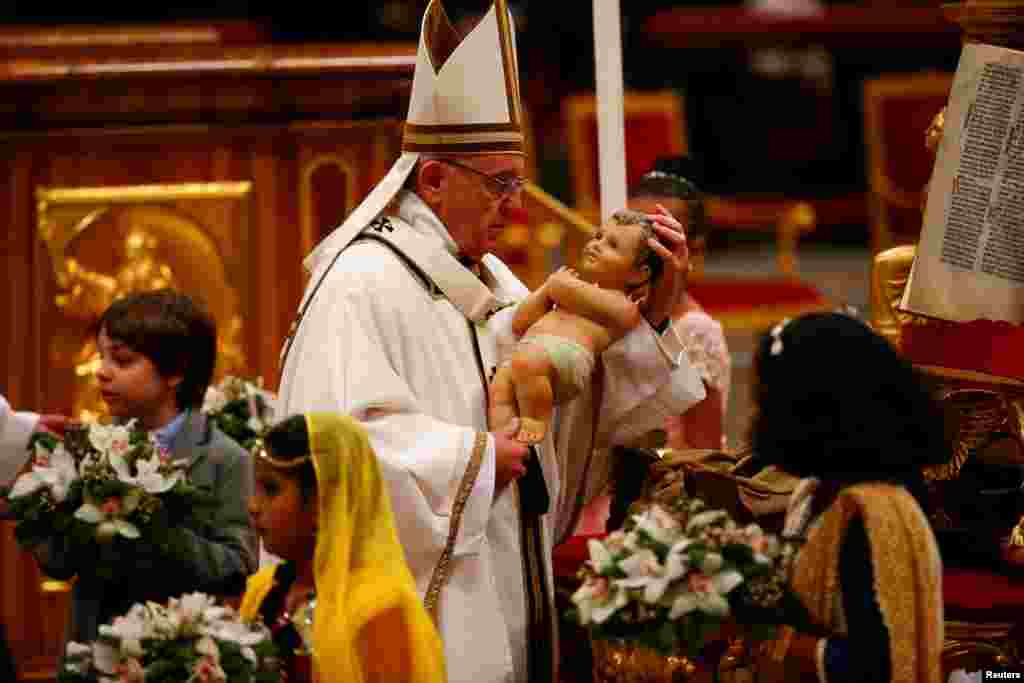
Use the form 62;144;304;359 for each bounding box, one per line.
609;209;663;284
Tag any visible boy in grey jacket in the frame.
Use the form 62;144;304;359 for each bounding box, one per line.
35;289;256;643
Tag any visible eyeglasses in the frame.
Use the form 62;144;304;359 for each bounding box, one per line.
438;158;527;198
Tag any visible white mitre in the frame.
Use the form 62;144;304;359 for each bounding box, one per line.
303;0;525;273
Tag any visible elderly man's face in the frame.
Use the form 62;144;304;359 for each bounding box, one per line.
431;154;525;263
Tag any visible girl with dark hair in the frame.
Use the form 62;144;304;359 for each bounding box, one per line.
242;413;445;683
630;157;730;450
748;312;946;683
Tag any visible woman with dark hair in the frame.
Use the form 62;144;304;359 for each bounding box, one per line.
748;311;946;683
630;157;730;450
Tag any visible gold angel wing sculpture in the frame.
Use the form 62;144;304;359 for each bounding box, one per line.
924;388;1007;482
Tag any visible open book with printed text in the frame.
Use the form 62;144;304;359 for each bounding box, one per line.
901;42;1024;323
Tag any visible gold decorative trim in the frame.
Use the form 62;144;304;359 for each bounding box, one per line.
37;181;251;205
405;122;522;134
494;0;523;126
402;129;524;146
423;430;488;622
300;155;357;258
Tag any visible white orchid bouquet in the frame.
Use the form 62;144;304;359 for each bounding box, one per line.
58;592;282;683
1;422;216;558
568;497;788;658
203;376;276;451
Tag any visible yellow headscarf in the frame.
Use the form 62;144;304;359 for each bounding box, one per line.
241;413;446;683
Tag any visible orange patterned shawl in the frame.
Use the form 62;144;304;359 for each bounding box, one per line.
789;482;943;683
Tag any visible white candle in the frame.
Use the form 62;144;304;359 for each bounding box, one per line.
592;0;627;220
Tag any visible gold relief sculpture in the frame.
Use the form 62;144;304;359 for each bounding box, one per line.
869;244;927;351
870;106;947;350
37;182;253;420
925;389;1009;483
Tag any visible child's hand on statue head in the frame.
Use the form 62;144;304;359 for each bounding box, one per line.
642;204;690;327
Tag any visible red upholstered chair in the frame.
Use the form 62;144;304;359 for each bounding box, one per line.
563;90;829;333
942;568;1024;677
565;90;689;211
862;71;955;254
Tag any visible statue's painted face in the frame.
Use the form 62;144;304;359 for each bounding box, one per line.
578;221;650;292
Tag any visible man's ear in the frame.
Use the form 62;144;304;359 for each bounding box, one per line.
416;159;447;205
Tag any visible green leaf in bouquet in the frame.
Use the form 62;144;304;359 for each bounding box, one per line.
218;639;254;681
56;667;93;683
252;637;285;682
721;543;756;567
83;477;131;501
144;655;194;683
128;428;151;448
633;528;671;557
686;545;707;568
28;430;61;453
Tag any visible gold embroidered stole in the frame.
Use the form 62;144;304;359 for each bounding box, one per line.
790;483;943;683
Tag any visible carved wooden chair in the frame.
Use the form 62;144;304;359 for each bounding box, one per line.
562;90;829;333
862;70;955;254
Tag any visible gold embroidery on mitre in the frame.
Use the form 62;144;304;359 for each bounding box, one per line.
423;0;461;72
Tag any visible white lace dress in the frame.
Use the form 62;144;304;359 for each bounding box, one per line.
676;310;731;421
572;310;732;535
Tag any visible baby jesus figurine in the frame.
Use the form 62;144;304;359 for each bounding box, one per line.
490;209;663;443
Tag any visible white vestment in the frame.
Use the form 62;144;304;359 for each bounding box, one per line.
277;191;705;683
1;394;37;484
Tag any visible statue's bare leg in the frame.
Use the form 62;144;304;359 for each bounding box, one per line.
508;348;554;444
489;364;520;432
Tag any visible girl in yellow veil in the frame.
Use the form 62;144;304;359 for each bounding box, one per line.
240;413;446;683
